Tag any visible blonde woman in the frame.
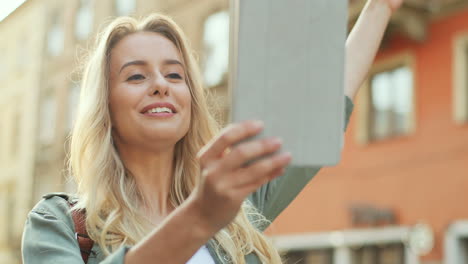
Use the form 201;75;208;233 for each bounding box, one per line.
22;0;402;263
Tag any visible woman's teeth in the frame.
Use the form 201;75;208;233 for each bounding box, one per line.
147;107;173;113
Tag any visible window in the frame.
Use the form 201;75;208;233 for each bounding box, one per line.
16;36;28;72
203;11;230;87
351;244;404;264
283;249;333;264
47;15;64;56
369;66;413;141
355;54;415;144
11;109;21;158
67;83;80;131
39;94;57;145
75;0;93;40
453;33;468;124
115;0;136;16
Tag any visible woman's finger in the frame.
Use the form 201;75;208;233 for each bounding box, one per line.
232;152;292;188
237;167;286;197
220;137;282;172
197;120;264;166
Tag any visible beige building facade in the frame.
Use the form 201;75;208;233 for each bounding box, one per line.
0;0;229;263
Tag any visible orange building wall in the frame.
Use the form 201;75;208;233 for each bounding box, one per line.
270;8;468;261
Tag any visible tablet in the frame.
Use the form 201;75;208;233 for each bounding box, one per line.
229;0;348;167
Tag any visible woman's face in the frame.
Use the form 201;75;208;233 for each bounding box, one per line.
108;32;191;150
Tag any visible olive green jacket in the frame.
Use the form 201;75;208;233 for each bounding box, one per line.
22;96;354;264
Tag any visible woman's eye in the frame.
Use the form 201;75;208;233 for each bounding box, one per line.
167;73;182;80
126;74;145;81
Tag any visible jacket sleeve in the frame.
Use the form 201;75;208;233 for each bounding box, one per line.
247;96;354;230
21;196;129;264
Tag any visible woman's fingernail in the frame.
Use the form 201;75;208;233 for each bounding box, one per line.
282;152;292;161
271;137;282;145
252;120;264;129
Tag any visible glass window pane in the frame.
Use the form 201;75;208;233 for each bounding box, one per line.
11;110;20;157
392;67;413;115
39;95;56;145
305;249;333;264
17;37;28;70
462;238;468;260
284;250;307;264
75;0;93;40
371;72;392;140
283;249;333;264
369;66;413;141
372;72;393;111
47;17;64;56
379;244;404;264
203;11;230;87
67;83;80;131
392;67;413;134
352;243;404;264
115;0;135;16
361;246;378;264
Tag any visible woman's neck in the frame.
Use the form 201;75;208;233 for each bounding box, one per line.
116;143;176;218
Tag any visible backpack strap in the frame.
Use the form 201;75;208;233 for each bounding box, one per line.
43;193;95;263
69;201;95;263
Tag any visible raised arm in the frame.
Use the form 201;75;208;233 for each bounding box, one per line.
345;0;404;100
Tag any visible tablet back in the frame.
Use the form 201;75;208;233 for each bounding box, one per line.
229;0;348;167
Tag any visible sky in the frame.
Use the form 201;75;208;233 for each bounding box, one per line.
0;0;27;22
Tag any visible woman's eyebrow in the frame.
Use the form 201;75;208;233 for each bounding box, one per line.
119;59;184;73
119;60;147;73
163;59;185;69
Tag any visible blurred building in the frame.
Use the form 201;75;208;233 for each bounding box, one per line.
1;0;467;264
271;1;468;264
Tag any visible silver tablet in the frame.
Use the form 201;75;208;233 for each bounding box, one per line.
229;0;348;167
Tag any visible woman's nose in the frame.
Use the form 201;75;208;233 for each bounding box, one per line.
150;73;169;96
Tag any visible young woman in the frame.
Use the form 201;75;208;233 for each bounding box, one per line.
22;0;403;263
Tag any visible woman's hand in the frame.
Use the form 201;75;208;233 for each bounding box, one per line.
189;120;292;234
124;124;288;264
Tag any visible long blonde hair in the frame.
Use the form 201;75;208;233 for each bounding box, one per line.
69;14;282;263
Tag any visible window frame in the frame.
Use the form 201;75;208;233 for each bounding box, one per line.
355;52;417;145
453;32;468;124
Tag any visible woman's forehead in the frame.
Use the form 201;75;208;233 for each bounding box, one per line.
110;32;182;67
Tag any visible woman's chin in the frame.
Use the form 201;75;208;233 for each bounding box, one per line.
142;129;186;144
